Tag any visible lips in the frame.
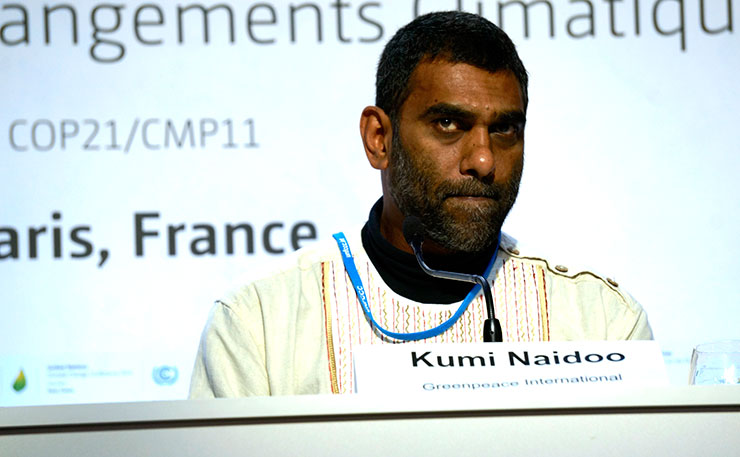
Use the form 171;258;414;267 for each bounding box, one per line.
447;194;493;200
444;190;499;201
437;179;500;201
443;195;499;211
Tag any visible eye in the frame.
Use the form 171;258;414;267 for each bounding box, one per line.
490;122;523;136
435;118;461;132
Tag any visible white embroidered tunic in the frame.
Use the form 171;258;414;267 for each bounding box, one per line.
189;231;652;398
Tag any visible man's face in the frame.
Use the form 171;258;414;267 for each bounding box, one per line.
388;60;525;253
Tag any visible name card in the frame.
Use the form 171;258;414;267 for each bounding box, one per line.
353;341;668;395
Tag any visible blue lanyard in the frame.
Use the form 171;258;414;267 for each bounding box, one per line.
332;232;499;341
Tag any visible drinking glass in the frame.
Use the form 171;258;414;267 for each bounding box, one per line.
689;340;740;385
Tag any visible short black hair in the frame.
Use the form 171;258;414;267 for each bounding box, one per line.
376;11;528;123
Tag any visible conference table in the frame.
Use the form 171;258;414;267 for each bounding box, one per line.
2;386;739;456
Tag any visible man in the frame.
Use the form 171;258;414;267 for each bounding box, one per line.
189;11;652;398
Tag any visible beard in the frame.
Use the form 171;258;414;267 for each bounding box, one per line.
388;132;522;253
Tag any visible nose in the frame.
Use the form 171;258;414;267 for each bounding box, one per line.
460;127;495;182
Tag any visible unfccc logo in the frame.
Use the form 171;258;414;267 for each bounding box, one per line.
152;366;179;386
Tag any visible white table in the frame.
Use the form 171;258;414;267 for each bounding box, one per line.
2;386;739;456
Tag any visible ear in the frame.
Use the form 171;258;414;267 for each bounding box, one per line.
359;106;393;170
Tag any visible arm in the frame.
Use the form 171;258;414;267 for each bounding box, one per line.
189;294;270;398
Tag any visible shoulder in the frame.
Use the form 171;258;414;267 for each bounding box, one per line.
500;234;628;301
220;235;348;309
497;233;651;339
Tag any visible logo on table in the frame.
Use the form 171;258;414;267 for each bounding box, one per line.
152;365;179;386
13;369;27;392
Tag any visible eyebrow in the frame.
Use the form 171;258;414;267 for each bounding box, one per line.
495;110;527;126
421;102;526;125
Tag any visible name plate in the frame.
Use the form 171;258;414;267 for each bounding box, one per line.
353;341;668;395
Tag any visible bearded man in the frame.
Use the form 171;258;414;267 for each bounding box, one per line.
189;11;652;398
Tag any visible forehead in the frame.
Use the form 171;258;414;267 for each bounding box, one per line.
402;60;524;117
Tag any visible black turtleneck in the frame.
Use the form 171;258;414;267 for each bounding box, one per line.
360;199;495;304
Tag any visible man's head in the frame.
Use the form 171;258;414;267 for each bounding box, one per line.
361;12;528;255
375;11;528;127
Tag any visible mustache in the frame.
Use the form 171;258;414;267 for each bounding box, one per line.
435;179;502;200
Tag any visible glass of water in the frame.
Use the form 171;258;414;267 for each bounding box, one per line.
689;341;740;385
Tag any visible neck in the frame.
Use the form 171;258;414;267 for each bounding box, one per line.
361;198;495;304
379;194;413;254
